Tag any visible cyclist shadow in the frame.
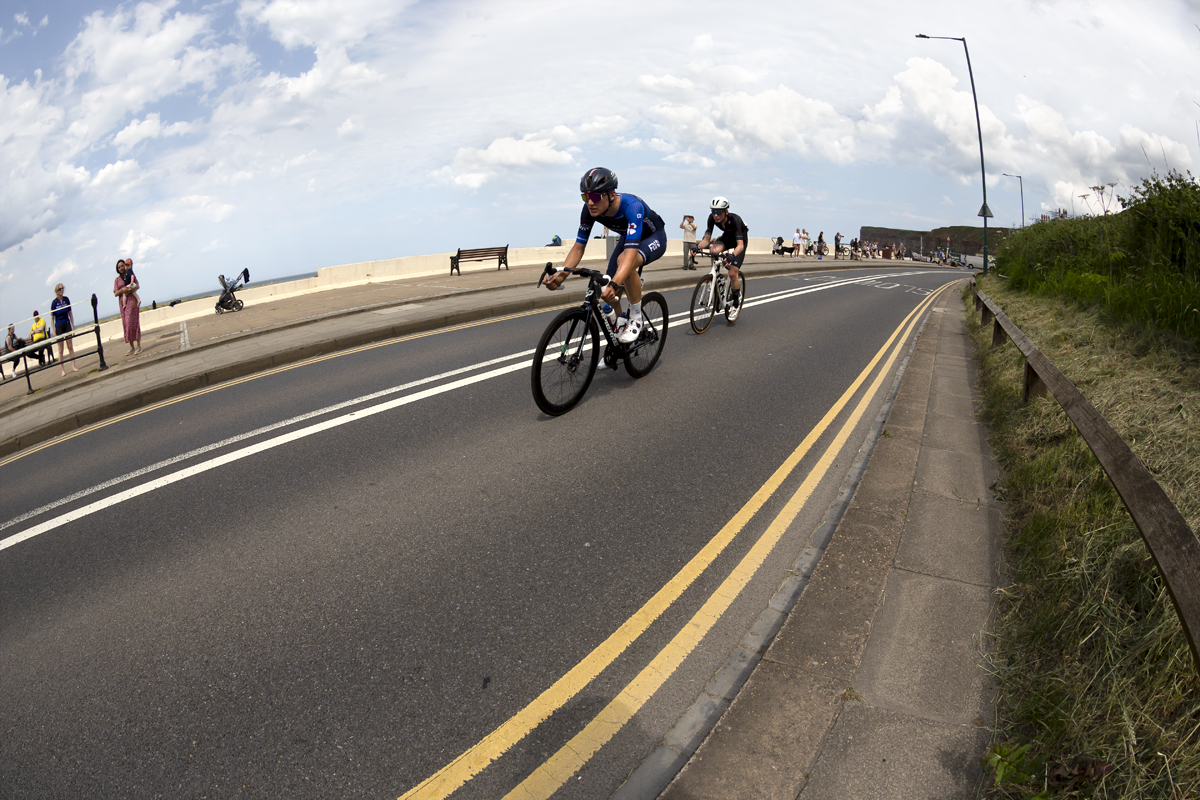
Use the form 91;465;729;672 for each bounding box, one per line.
532;358;657;420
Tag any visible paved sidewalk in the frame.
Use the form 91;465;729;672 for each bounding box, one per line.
655;284;1003;798
0;252;882;457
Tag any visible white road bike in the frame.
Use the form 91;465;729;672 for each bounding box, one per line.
688;249;746;334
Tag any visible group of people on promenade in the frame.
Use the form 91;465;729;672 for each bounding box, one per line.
2;258;143;383
778;229;838;258
2;287;80;381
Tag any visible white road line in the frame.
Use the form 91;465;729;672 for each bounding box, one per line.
0;348;540;534
1;270;945;550
0;361;531;553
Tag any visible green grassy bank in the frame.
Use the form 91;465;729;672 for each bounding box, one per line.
995;171;1200;343
967;274;1200;798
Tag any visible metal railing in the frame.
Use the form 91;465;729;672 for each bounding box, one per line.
1;294;108;393
972;281;1200;670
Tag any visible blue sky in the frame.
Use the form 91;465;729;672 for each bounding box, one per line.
2;0;1197;326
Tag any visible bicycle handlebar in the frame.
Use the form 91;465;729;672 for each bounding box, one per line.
694;249;731;266
537;261;614;290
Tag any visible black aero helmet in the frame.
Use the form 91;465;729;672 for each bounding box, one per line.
580;167;618;194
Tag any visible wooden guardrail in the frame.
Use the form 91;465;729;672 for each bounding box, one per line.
972;281;1200;670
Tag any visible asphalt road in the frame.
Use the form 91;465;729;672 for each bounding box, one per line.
0;267;961;799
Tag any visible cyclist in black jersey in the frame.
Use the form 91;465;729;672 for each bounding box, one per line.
543;167;668;344
696;196;747;308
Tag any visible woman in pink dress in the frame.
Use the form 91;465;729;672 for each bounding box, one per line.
113;259;142;354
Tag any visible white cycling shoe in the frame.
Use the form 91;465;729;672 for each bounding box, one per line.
618;314;644;344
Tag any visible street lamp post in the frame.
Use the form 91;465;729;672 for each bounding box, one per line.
916;34;991;274
1003;173;1024;228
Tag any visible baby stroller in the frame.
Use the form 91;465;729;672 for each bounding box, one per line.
216;268;250;313
772;236;796;257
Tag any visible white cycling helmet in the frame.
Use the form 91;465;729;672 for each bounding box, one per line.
710;196;730;211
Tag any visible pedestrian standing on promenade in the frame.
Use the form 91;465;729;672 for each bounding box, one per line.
834;232;843;259
29;310;51;365
817;231;826;257
4;324;25;377
114;259;142;355
792;228;802;258
680;214;697;269
801;229;810;255
51;283;80;377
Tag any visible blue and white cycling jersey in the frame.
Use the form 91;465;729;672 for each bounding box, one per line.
576;194;666;249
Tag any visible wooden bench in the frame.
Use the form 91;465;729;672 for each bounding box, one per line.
450;245;509;275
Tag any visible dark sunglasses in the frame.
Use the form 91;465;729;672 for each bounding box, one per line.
581;191;607;203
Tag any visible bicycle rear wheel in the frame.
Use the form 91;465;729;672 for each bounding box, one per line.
624;291;668;378
689;275;715;334
725;275;746;322
531;308;599;415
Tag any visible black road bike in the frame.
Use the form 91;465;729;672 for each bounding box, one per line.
688;249;747;334
532;263;669;416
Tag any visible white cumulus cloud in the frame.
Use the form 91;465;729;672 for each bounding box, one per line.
435;118;628;189
112;113;194;153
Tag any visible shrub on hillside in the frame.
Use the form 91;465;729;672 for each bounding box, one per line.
1119;170;1200;278
996;171;1200;341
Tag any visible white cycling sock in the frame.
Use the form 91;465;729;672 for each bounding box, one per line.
629;299;642;319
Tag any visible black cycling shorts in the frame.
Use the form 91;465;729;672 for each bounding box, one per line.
718;235;746;268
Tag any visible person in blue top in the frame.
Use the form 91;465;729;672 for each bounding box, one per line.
51;282;80;376
543;167;667;344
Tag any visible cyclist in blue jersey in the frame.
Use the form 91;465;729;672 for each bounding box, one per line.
696;196;747;309
543;167;668;344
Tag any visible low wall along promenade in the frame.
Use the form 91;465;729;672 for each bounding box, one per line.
98;236;780;344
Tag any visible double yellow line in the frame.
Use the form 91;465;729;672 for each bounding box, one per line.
401;283;953;800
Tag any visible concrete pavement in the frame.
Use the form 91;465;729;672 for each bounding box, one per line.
653;283;1003;799
0;253;1002;800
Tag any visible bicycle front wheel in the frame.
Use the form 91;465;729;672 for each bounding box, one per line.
725;275;746;322
531;308;600;416
625;291;668;378
689;275;715;334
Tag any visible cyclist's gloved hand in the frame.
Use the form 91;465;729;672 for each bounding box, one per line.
600;275;619;304
543;266;568;291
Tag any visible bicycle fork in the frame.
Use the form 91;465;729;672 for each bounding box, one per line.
559;315;590;371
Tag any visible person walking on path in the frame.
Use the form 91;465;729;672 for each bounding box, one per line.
114;259;142;355
792;228;803;258
51;283;80;376
817;231;826;257
680;214;698;270
834;232;843;259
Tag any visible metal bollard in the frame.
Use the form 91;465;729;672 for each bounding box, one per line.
91;294;107;371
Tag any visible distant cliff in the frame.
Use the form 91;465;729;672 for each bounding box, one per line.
859;225;1013;255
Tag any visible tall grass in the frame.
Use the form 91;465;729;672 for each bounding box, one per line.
968;278;1200;798
997;171;1200;342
